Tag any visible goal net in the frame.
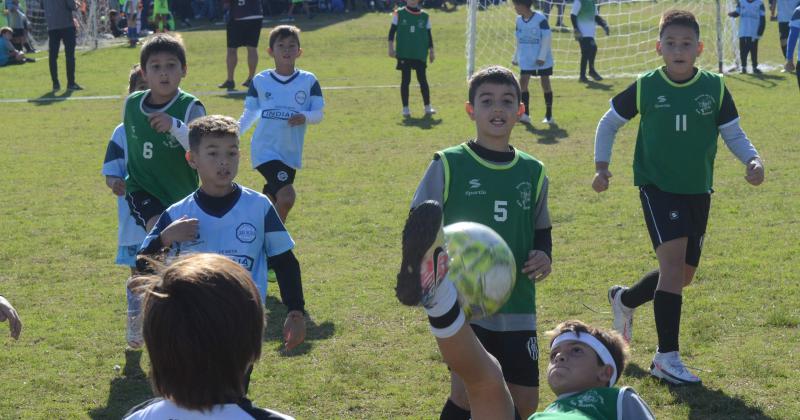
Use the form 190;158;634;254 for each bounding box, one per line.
466;0;742;79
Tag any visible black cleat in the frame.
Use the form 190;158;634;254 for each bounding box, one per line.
396;200;446;306
218;80;235;90
67;83;83;90
241;78;252;88
588;70;603;81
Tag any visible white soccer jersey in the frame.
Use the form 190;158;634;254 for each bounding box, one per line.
124;398;295;419
778;0;800;22
102;124;147;247
140;185;295;302
735;0;765;38
240;69;325;170
515;12;554;70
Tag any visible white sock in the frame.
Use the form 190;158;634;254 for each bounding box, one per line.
424;279;465;338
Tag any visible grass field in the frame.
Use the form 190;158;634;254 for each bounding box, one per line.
0;4;798;419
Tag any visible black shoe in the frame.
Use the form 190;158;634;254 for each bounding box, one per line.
24;57;35;63
588;70;603;81
753;67;762;74
396;200;444;307
52;82;61;92
241;78;252;88
67;83;83;90
579;75;589;83
218;80;235;90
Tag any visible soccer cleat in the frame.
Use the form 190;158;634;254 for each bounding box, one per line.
424;104;436;115
218;80;235;90
52;82;61;92
126;312;143;349
650;351;702;385
396;200;448;307
579;75;589;83
541;116;555;125
519;114;531;124
67;83;83;91
242;78;252;88
752;67;762;75
608;285;634;343
402;107;411;118
588;70;603;81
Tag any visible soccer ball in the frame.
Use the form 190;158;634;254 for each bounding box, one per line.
443;222;516;320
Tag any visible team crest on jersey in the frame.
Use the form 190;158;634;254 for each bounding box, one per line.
295;90;307;105
527;336;539;361
162;134;181;148
236;222;257;243
694;94;716;116
669;210;680;220
516;182;532;210
264;91;272;101
465;178;486;197
571;390;604;409
277;171;289;182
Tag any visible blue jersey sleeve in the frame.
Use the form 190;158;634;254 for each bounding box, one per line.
139;211;174;254
264;204;295;257
102;125;127;178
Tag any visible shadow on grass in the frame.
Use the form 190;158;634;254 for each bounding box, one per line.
263;295;335;357
625;363;776;420
31;89;74;106
400;114;444;130
579;79;614;91
88;349;153;420
521;121;568;145
725;72;782;88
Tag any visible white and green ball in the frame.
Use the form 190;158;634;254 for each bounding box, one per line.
443;222;516;320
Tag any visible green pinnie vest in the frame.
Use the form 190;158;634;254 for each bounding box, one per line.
124;89;199;207
576;0;596;22
395;7;430;62
438;143;545;315
530;387;627;420
633;68;724;194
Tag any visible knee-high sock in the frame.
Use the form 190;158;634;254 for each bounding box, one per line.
653;290;682;353
621;269;659;309
752;39;759;68
543;91;553;119
400;67;412;107
416;67;431;105
440;398;470;420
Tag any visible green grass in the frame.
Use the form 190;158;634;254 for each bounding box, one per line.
1;6;798;419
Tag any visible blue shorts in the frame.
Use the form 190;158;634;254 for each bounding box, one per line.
116;245;139;267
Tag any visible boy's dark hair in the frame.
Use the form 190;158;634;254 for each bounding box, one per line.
659;10;700;39
269;25;301;50
0;27;12;36
547;320;629;381
140;33;187;69
128;63;144;94
188;115;240;151
109;9;118;18
133;253;263;411
467;65;521;105
511;0;533;8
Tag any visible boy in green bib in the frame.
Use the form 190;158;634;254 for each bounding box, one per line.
409;65;552;420
592;10;764;385
388;0;435;118
124;34;206;233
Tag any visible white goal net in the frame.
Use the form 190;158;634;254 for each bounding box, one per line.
466;0;742;78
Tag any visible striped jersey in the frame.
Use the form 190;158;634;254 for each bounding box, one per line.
102;124;147;247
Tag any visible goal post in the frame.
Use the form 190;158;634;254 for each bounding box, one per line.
466;0;740;79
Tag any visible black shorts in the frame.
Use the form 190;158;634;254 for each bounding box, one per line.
396;58;427;71
639;185;711;267
521;67;553;76
471;324;540;387
256;160;296;197
126;190;167;229
226;18;262;48
779;22;789;40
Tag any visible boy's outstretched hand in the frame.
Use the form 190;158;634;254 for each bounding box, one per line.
592;169;612;192
0;295;22;340
148;112;173;133
283;310;306;351
522;250;551;282
745;157;764;186
106;176;126;196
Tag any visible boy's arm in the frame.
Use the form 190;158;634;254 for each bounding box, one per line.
239;83;261;134
298;80;324;124
717;87;760;165
523;176;552;281
410;156;445;209
167;102;206;151
537;19;552;64
269;250;306;314
570;0;581;36
620;389;656;420
595;14;609;35
758;4;766;37
388;13;398;57
593;82;636;192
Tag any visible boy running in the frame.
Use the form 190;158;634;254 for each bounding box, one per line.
592;10;764;385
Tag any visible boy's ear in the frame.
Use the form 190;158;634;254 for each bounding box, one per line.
655;40;662;56
186;150;196;169
517;102;525;117
182;64;188;78
597;364;614;386
697;40;704;56
297;47;303;58
465;102;476;120
268;47;274;58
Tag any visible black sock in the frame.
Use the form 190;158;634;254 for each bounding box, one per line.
543;91;553;119
653;290;682;353
440;399;470;420
780;41;787;59
620;269;658;308
521;91;530;115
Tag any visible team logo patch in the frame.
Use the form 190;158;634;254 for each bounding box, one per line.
694;94;716;116
277;170;289;182
294;90;307;105
469;178;481;189
526;336;539;361
516;182;532;210
264;91;272;100
236;223;257;243
572;390;604;409
655;95;671;109
669;210;680;221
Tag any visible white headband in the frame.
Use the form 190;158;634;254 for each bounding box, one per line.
551;331;618;386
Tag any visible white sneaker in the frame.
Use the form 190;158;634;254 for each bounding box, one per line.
608;285;634;343
402;107;411;117
424;104;436;115
650;350;702;385
519;114;531;124
541;116;555;125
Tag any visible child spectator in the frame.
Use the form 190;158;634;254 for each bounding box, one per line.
238;25;324;223
102;64;148;349
593;10;764;385
123;33;206;234
123;253;294;419
0;26;33;65
138;115;307;351
109;9;126;37
728;0;766;74
570;0;609;82
388;0;435;118
409;66;552;419
512;0;555;124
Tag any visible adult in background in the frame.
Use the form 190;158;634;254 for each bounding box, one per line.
43;0;81;91
218;0;263;90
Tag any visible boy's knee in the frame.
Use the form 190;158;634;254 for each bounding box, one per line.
276;185;296;207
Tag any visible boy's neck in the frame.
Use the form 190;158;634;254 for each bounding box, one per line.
474;136;512;153
663;66;698;84
520;9;533;19
274;65;296;77
200;183;236;198
147;89;178;105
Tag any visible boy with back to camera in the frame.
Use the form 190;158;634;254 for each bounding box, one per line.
239;25;324;223
593;10;764;385
139;115;307;351
124;33;206;234
409;65;553;419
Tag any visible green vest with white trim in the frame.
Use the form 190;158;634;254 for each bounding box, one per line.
530;387;626;420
